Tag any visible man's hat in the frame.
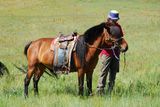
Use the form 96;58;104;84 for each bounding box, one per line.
108;10;120;20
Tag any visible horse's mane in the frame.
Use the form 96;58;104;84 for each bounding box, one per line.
76;22;107;67
84;22;106;42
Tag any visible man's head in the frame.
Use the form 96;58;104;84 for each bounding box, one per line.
107;10;120;24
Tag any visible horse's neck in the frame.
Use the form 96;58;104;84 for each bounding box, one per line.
86;36;103;60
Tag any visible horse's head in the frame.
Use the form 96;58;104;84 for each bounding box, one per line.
103;25;128;52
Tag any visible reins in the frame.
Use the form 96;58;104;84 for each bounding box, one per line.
84;36;123;51
84;42;116;51
85;42;127;70
84;37;127;70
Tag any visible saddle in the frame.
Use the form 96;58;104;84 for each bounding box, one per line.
50;32;78;74
58;32;77;49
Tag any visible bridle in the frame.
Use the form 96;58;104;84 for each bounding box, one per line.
84;29;124;61
85;40;126;69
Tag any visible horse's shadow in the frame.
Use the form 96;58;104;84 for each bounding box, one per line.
13;64;78;96
50;83;93;97
61;85;77;96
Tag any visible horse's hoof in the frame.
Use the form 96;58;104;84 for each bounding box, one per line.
78;92;84;96
24;94;28;99
96;89;105;96
89;93;94;96
34;93;39;97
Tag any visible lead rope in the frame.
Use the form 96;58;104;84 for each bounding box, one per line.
123;52;126;71
112;48;120;61
112;49;127;71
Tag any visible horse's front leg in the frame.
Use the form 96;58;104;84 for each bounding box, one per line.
78;70;85;96
86;71;93;96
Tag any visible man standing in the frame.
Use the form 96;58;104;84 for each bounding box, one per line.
97;10;124;95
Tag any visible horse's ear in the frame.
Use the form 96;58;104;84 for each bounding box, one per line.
72;32;78;36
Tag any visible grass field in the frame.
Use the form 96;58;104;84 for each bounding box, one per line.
0;0;160;107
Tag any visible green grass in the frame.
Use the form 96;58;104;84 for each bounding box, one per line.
0;0;160;107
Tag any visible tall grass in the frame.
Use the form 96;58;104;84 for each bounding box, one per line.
0;0;160;107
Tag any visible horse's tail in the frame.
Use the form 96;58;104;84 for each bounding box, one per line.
24;41;32;56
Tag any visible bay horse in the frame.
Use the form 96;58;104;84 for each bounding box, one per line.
24;22;128;97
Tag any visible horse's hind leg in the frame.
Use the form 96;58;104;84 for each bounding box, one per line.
33;64;45;96
24;65;36;98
